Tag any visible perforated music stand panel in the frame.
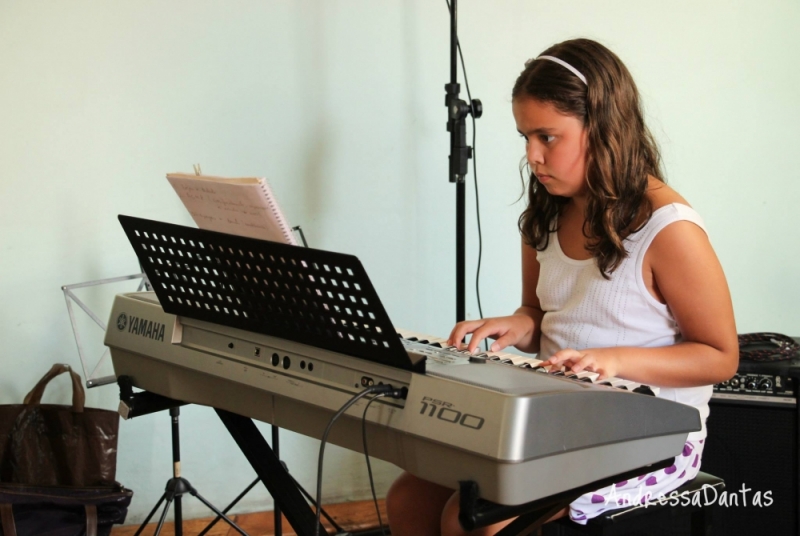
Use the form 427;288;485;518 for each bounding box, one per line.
119;215;423;372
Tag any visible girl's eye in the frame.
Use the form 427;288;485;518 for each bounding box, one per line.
540;134;555;143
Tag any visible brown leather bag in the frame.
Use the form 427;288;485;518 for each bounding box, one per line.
0;364;119;487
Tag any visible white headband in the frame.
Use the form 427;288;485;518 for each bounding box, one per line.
536;55;587;86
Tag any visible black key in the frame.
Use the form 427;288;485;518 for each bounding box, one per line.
476;353;489;358
598;382;613;386
534;367;549;373
406;336;418;341
579;377;594;383
566;374;578;379
489;356;501;361
500;359;514;364
519;363;533;369
618;385;629;390
418;339;429;344
551;371;565;376
633;385;656;396
429;342;442;348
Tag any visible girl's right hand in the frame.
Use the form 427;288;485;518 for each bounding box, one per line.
446;313;536;354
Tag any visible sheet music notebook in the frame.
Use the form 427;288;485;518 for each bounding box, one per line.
166;173;297;245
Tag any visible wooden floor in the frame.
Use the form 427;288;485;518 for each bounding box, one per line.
111;499;387;536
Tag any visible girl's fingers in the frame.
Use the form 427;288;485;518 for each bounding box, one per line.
545;348;581;366
467;324;503;353
447;320;484;347
490;333;516;353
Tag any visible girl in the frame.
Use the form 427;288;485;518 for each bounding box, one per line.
385;38;738;535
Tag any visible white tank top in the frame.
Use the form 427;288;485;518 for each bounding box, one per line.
536;203;711;439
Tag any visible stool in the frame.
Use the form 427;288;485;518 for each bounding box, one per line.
544;472;725;536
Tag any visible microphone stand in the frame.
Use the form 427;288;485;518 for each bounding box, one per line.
445;0;481;324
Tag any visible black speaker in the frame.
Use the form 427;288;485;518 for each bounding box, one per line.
702;351;800;536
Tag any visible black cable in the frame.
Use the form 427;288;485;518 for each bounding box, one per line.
361;393;392;536
444;1;486;351
314;385;405;536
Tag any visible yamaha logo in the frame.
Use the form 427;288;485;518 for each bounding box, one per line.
122;314;166;342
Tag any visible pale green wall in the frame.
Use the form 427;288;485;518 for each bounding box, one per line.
1;0;798;525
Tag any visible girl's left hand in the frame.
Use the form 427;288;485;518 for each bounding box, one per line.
543;348;620;381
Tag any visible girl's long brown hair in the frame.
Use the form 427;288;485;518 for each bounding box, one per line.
514;39;664;277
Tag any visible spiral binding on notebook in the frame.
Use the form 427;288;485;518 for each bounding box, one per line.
258;177;297;245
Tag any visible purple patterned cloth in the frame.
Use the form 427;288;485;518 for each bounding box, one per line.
568;439;705;525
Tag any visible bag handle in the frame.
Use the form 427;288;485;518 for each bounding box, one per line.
85;504;97;536
23;363;85;413
0;504;16;536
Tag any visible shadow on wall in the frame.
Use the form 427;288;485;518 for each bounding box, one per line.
293;2;331;243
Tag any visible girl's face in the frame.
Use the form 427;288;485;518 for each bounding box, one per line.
512;97;588;201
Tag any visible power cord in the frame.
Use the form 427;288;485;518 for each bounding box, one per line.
315;384;407;536
361;393;395;536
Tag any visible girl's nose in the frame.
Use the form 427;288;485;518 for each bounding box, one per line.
527;144;544;166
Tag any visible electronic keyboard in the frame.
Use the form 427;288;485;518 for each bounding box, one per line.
105;291;700;506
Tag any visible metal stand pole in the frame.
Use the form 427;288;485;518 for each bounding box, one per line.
444;0;481;324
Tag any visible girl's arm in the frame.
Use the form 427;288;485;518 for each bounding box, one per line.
447;241;544;354
544;220;739;387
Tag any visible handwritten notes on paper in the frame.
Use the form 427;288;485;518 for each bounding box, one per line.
166;173;296;244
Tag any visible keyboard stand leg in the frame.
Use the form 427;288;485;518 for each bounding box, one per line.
459;481;570;536
215;409;329;536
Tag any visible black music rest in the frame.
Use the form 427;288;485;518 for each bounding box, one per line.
544;472;725;536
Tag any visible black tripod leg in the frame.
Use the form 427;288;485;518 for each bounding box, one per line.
216;409;328;536
190;486;250;536
133;494;167;536
152;496;174;536
197;477;261;536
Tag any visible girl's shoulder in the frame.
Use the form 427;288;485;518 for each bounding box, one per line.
646;177;689;211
